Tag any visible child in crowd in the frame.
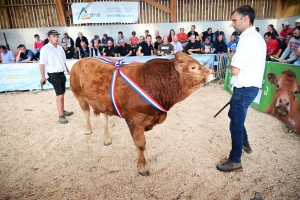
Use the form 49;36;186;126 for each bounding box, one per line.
33;34;44;59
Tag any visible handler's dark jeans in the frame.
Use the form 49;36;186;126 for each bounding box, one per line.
228;86;259;163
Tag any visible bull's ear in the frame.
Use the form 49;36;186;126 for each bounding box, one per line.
267;73;276;85
175;63;185;73
175;52;185;63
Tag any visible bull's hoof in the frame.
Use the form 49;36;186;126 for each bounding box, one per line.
139;171;150;176
85;130;92;135
104;138;112;146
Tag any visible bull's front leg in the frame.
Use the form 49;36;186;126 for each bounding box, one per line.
100;113;112;146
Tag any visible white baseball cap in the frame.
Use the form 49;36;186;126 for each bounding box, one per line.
295;18;300;23
283;22;290;26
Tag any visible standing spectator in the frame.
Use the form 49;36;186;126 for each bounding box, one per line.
171;35;183;54
213;29;226;43
129;31;139;56
155;30;160;38
16;44;34;62
136;36;145;56
200;36;213;54
78;41;91;59
91;35;101;47
62;42;74;59
168;29;175;42
227;34;239;53
296;18;300;27
44;34;49;46
39;29;73;124
75;32;89;49
279;22;294;39
264;32;280;59
61;32;74;49
90;41;102;57
213;34;227;54
275;32;293;58
103;40;116;57
145;30;149;38
154;35;163;54
0;45;16;63
202;28;213;42
157;36;174;56
33;34;44;55
177;28;189;48
279;26;300;64
188;25;199;41
115;31;128;46
118;40;132;57
186;35;201;55
267;24;278;39
137;35;154;56
102;34;114;47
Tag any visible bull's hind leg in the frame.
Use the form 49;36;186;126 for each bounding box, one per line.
78;100;92;135
100;113;112;146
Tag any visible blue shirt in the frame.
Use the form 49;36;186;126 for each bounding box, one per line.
1;50;16;63
227;39;239;53
115;36;128;45
20;50;34;61
102;37;114;45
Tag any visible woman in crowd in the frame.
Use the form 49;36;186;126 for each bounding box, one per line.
168;29;175;42
267;24;279;39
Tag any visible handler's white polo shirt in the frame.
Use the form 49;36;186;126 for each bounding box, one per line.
40;42;67;73
230;26;266;88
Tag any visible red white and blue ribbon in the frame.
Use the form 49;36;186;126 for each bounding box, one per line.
97;56;168;118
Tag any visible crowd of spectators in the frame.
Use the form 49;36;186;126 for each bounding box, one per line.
1;18;300;66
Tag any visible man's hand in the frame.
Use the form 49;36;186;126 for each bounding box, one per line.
41;77;47;84
279;59;288;63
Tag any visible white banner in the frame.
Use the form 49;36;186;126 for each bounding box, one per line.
71;2;139;24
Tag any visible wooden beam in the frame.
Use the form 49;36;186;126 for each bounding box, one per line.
170;0;176;22
55;0;66;26
0;3;55;7
143;0;171;13
280;0;290;18
65;9;72;18
276;0;283;18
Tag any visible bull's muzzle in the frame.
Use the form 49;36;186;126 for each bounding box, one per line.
275;97;290;115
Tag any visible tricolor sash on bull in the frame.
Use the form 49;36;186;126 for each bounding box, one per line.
97;56;168;118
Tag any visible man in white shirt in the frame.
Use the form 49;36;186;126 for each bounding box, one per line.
39;30;73;124
171;35;183;54
216;5;266;172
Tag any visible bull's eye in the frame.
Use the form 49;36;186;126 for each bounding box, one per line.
276;84;279;88
191;67;196;70
295;91;298;95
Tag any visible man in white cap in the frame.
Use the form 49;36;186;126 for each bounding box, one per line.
279;22;293;39
295;18;300;27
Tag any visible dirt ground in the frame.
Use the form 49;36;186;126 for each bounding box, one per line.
0;82;299;200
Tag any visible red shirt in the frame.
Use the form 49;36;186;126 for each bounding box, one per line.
34;40;44;50
177;33;188;44
280;28;293;37
266;39;280;55
129;37;139;46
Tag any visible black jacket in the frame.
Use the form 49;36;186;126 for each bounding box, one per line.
75;36;89;48
62;37;75;49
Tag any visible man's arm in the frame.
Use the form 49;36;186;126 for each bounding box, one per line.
279;41;291;62
126;50;132;57
275;49;282;57
296;47;300;57
10;52;16;62
16;51;22;62
137;46;143;56
64;63;70;74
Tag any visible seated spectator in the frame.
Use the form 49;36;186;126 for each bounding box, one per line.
102;34;114;47
186;35;201;55
275;33;293;58
264;32;280;60
129;31;139;56
91;35;101;47
33;34;44;55
168;29;175;42
157;36;174;56
145;30;149;38
91;41;102;57
44;33;49;46
78;41;91;59
213;29;226;43
137;35;154;56
61;32;74;48
202;28;213;42
200;36;213;54
177;28;189;48
171;35;183;54
118;40;132;57
227;35;238;53
62;42;74;59
154;35;163;54
0;45;16;63
188;25;199;41
213;34;227;54
279;26;300;64
155;30;160;38
267;24;279;39
296;18;300;27
115;31;128;46
76;32;89;49
294;47;300;66
136;36;145;56
231;31;241;39
16;44;34;62
278;22;293;39
103;40;116;57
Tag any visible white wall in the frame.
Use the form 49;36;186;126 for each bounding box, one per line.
276;15;300;30
0;18;282;52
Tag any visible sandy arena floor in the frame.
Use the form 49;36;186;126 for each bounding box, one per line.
0;82;299;200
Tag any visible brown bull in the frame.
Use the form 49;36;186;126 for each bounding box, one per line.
265;69;300;134
70;52;214;175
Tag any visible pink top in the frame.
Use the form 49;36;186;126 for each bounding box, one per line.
280;28;293;37
129;37;139;46
34;40;44;50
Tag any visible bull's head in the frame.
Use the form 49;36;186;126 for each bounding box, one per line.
267;70;300;115
174;51;215;85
